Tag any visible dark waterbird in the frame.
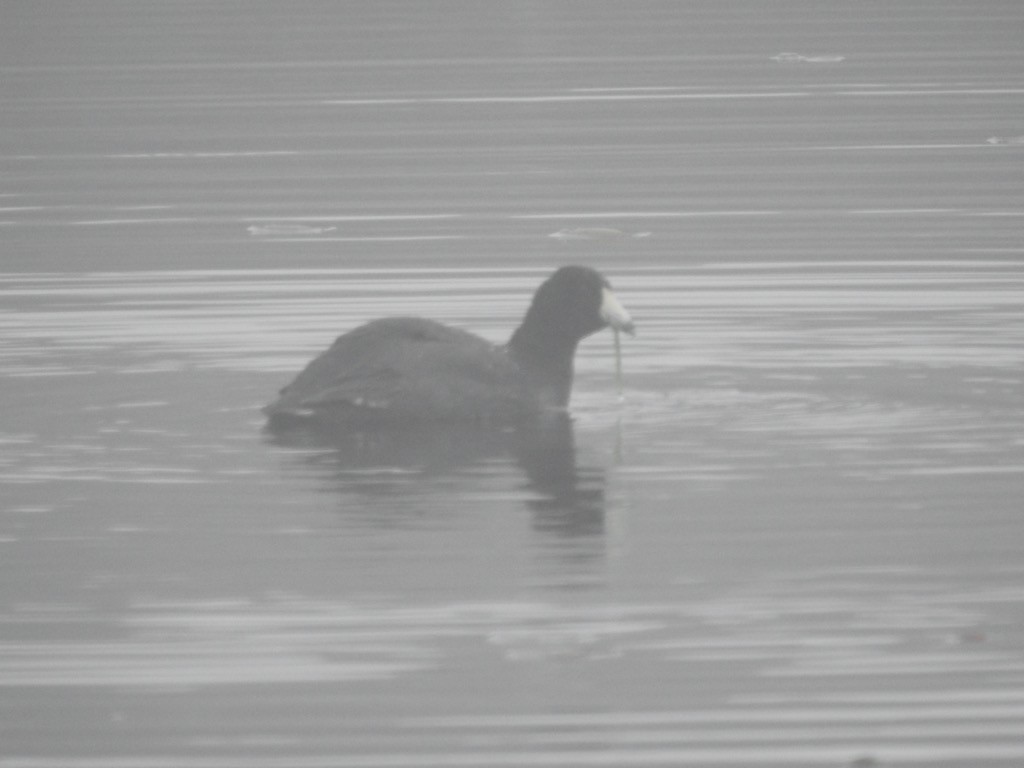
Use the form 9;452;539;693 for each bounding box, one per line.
264;265;634;429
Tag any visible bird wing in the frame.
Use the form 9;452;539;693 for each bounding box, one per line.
266;318;532;424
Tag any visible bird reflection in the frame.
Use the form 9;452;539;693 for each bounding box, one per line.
511;415;605;538
265;413;606;538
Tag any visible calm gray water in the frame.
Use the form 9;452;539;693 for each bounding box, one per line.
2;2;1024;766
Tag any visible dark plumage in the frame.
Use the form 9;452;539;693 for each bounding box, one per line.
263;265;634;428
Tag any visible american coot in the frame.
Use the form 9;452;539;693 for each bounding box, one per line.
263;265;634;428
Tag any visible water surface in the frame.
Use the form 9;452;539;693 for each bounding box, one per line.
2;2;1024;766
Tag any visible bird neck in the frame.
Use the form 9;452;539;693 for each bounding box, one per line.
507;324;578;408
